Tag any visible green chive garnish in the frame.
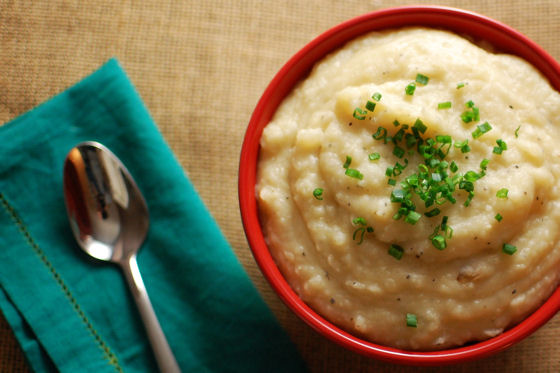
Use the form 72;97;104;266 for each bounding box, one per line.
424;208;441;217
345;168;363;180
388;244;404;260
413;118;427;134
435;135;452;144
405;210;421;225
493;139;507;154
391;189;406;203
386;166;394;177
461;100;479;123
515;125;521;138
405;82;416;95
372;92;382;101
365;100;376;112
343;155;352;169
431;234;446;250
415;73;429;85
502;243;517;255
449;161;459;173
454;139;471;153
352;218;373;244
496;188;509;199
406;313;418;327
313;188;323;200
352;227;366;244
457;82;465;89
495;213;503;222
393;145;405;158
438;101;452;109
472;122;492;138
353;107;367;120
372;126;388;140
353;217;366;225
369;152;380;161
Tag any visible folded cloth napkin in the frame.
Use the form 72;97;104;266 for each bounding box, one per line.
0;59;307;373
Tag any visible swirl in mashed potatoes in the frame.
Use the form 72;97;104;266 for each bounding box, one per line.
256;28;560;350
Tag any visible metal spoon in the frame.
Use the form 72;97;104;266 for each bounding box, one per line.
63;141;181;373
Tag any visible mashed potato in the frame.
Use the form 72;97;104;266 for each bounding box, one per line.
256;28;560;350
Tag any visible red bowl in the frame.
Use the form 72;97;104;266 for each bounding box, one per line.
239;5;560;366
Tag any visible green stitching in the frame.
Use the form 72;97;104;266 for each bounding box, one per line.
0;193;124;372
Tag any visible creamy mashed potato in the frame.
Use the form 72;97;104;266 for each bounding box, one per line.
256;28;560;350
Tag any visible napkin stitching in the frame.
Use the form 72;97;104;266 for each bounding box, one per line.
0;193;124;373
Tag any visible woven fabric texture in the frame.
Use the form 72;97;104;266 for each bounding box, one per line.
1;1;559;372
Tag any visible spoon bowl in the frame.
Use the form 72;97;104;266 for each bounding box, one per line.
63;141;181;373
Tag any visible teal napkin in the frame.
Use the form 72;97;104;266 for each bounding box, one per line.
0;59;307;373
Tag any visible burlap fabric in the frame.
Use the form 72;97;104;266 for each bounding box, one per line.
1;1;559;372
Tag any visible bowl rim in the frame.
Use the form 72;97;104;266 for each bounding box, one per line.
239;5;560;366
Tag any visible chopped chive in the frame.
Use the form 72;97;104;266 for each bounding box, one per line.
450;161;458;173
515;125;521;138
435;135;452;144
352;217;367;226
454;139;471;153
415;73;429;85
457;82;465;89
463;192;475;207
393;145;405;158
405;82;416;95
437;101;452;109
372;92;382;101
496;188;509;199
353;107;367;120
460;100;479;123
373;126;388;140
472;107;480;121
345;168;363;180
388;178;397;186
405;210;422;225
495;213;503;222
388;244;404;260
424;208;441;217
313;188;323;200
493;139;508;154
365;100;377;112
405;133;417;148
480;158;490;170
472;122;492;138
393;119;400;127
343;155;352;169
406;313;418;327
369;152;380;161
406;173;419;187
502;243;517;255
390;189;406;203
461;111;474;123
431;235;447;250
464;170;482;182
352;227;365;244
413;118;427;134
385;166;394;177
441;216;448;230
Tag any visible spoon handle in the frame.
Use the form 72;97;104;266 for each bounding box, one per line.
121;254;182;373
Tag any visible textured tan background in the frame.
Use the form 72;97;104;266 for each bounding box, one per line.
1;1;559;372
